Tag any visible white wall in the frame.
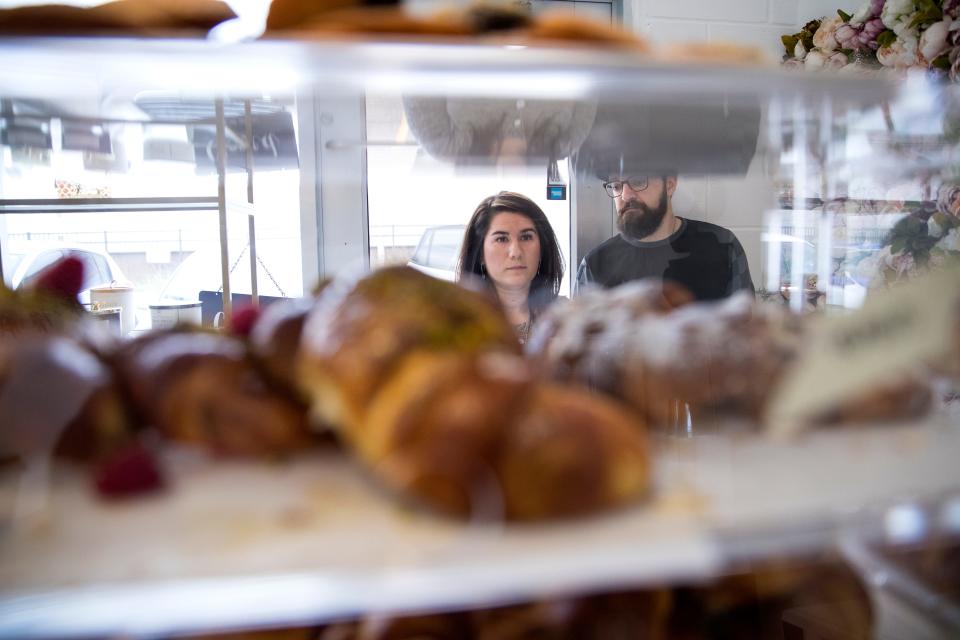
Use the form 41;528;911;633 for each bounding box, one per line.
626;0;859;55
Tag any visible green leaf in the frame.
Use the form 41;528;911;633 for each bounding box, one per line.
903;216;926;234
908;5;942;29
876;30;897;48
782;34;799;55
891;238;906;254
933;53;951;70
917;235;939;252
838;9;852;22
930;212;950;234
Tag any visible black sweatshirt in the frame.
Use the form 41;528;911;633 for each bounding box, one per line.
576;218;755;301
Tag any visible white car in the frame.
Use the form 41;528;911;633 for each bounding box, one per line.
407;225;465;282
158;240;304;303
10;246;128;304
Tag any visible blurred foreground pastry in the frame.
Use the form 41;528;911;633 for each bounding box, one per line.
248;292;327;405
0;0;236;36
298;266;519;435
0;256;86;336
0;334;131;462
531;279;932;428
264;0;648;49
360;351;650;520
526;279;693;394
529;281;793;424
656;41;771;66
300;266;650;520
111;329;311;457
309;555;869;639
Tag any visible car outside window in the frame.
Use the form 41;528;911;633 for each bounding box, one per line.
425;228;463;271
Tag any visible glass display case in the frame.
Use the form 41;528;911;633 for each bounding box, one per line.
0;20;958;640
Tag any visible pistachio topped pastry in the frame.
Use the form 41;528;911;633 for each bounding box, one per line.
298;266;519;435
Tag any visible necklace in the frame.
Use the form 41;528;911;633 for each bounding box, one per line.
514;320;530;344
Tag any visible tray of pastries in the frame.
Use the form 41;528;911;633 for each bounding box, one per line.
0;258;958;637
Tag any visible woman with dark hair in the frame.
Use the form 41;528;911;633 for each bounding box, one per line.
457;191;564;344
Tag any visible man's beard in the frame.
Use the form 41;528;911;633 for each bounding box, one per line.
617;187;669;241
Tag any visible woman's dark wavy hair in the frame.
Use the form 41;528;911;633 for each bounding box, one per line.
456;191;564;315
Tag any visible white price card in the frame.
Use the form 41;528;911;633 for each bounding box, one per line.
767;266;960;436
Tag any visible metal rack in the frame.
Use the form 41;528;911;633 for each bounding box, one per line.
0;96;276;314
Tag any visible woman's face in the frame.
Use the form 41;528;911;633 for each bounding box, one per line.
482;211;541;291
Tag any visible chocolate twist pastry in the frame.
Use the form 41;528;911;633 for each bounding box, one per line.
110;329;311;457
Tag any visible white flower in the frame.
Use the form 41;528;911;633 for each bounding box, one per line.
836;23;863;50
936;227;960;252
877;36;920;68
939;183;960;217
826;51;849;69
813;15;843;52
882;0;918;37
794;40;808;59
928;216;945;238
838;61;876;75
920;19;952;64
879;245;897;268
892;251;916;275
805;49;828;69
851;1;874;25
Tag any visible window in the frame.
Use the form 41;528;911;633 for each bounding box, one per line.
365;94;573;294
1;97;303;330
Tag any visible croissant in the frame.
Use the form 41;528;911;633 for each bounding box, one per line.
498;383;651;520
298;266;519;437
356;351;533;518
357;351;650;521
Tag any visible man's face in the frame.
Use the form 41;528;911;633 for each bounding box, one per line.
613;176;670;240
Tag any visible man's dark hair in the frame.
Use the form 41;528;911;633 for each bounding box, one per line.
457;191;564;315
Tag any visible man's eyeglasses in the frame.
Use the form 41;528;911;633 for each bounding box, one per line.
602;177;649;198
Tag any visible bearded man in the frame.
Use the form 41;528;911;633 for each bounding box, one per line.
575;174;754;301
